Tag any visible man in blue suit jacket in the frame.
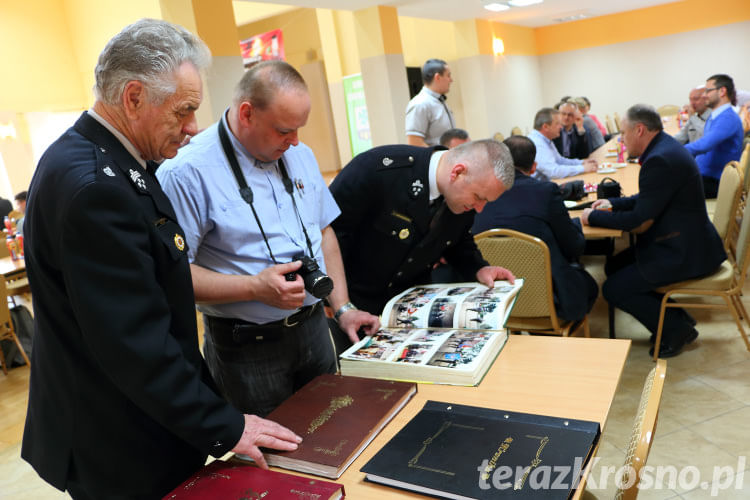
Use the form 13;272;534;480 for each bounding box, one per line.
583;105;726;357
473;135;598;322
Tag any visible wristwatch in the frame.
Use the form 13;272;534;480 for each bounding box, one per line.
334;302;358;322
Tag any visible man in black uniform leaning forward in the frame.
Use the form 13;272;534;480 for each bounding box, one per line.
329;139;516;322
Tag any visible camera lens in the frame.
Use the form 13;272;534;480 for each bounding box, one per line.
308;274;334;299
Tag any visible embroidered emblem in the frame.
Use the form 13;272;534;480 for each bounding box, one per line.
174;234;185;251
128;169;147;190
410;179;424;197
399;228;410;240
382;157;393;166
102;166;115;177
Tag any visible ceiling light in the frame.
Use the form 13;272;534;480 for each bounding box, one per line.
553;13;588;23
508;0;543;6
483;2;510;12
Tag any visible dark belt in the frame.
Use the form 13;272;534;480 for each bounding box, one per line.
205;302;322;345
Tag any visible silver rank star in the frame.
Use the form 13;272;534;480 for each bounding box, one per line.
382;157;393;166
102;166;115;177
411;179;424;196
129;169;147;190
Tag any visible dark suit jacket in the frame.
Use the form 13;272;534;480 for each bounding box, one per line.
0;197;12;217
553;125;589;159
589;131;726;284
330;145;487;315
472;170;597;321
21;113;243;497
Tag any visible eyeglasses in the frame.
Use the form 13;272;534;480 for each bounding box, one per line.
705;87;719;93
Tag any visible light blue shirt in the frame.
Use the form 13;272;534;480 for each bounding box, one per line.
527;129;583;181
157;112;341;323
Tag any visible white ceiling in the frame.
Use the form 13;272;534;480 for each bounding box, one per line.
233;0;682;28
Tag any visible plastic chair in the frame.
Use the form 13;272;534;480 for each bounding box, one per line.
652;202;750;360
474;229;590;337
615;360;667;500
493;132;504;142
510;126;523;136
614;113;623;133
656;105;680;117
0;277;30;374
708;161;743;255
605;114;617;134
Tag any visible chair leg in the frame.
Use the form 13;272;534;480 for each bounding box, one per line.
725;294;750;351
10;331;30;366
653;297;670;362
608;303;616;339
0;343;7;375
583;315;590;338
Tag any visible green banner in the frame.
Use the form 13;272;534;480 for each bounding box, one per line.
342;74;372;157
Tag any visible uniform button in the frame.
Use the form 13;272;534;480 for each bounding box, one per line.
99;147;107;153
408;156;414;162
446;240;452;246
392;231;396;235
388;282;393;288
397;272;402;277
407;258;413;263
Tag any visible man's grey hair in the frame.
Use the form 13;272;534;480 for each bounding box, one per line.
625;104;664;132
94;18;211;106
233;60;308;110
445;139;515;191
533;107;559;130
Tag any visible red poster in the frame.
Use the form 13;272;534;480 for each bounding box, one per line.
240;28;285;67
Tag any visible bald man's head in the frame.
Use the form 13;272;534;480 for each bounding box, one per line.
689;86;707;114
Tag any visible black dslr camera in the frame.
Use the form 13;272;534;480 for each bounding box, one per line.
285;253;334;299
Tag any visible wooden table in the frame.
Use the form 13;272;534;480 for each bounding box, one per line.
0;256;25;279
300;335;632;499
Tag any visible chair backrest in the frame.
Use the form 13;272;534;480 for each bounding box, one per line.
613;112;622;132
605;114;617;134
0;277;14;338
733;200;750;280
656;104;680;117
510;126;523;136
739;143;750;194
712;161;742;242
474;229;556;319
615;359;667;500
493;132;504;142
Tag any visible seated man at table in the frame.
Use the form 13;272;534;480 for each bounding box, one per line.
473;136;598;322
685;74;744;199
528;107;597;181
674;85;711;145
582;104;726;358
553;102;591;160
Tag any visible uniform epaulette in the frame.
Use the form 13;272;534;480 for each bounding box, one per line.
375;152;418;171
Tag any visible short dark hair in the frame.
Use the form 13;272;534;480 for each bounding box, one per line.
503;136;536;173
625;104;664;132
422;59;448;85
14;191;27;202
439;128;469;147
580;96;591;107
559;95;571;103
708;73;737;106
534;107;558;130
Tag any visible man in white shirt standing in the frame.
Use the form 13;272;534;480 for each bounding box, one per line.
405;59;455;147
528;107;597;181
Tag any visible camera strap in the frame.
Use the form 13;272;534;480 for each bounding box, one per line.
217;119;314;264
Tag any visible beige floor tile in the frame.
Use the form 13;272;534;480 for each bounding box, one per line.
659;378;745;426
681;466;750;499
696;359;750;404
0;445;68;499
645;428;738;495
688;406;750;458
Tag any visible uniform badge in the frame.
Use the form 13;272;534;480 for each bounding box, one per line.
174;234;185;251
410;179;424;197
295;178;305;194
128;169;147;191
382;157;393;166
399;228;410;240
102;166;115;177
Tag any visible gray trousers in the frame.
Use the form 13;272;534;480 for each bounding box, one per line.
202;306;337;417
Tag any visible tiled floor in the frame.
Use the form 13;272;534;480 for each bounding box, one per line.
1;255;750;499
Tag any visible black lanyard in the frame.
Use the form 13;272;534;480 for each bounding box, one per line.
217;119;314;264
